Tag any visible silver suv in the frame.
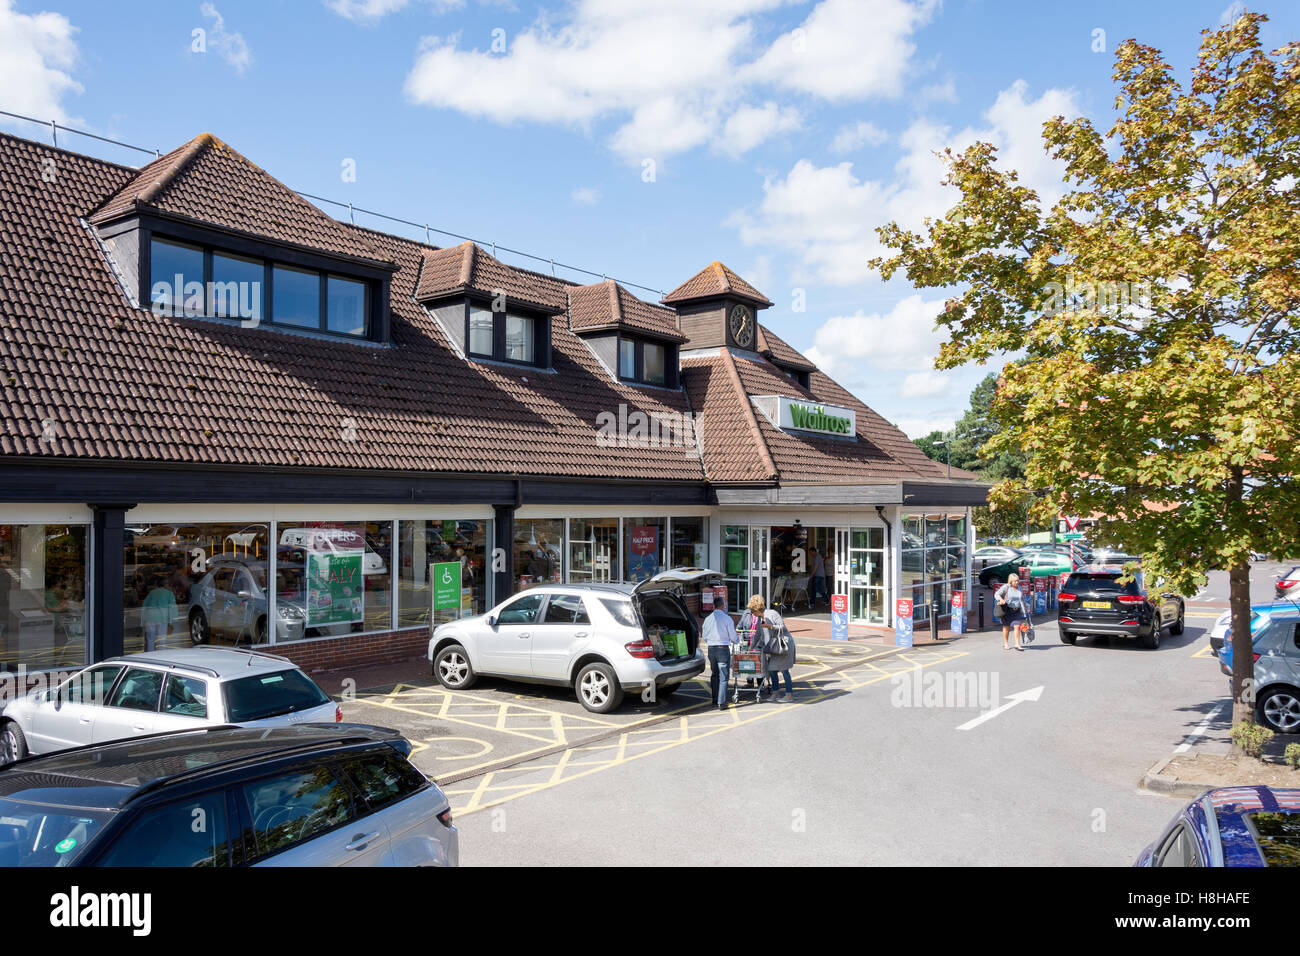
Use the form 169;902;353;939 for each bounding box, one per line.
428;569;716;712
0;647;340;765
1221;611;1300;733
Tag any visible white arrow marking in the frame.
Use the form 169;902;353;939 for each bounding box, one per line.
956;686;1044;731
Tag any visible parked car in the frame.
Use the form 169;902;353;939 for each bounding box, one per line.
1135;786;1300;867
1056;565;1185;648
973;546;1022;564
1020;541;1094;563
188;553;308;645
1218;610;1300;733
1208;603;1289;654
0;723;457;867
1276;566;1300;601
978;550;1075;587
1087;547;1139;566
279;527;388;577
428;568;714;713
0;647;340;766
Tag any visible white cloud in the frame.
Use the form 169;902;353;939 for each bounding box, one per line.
0;0;81;125
199;3;252;74
918;78;957;103
716;102;801;158
829;120;887;154
570;186;600;205
1219;1;1245;25
899;370;953;399
748;0;937;100
403;0;932;163
731;80;1082;285
894;411;963;440
804;294;949;379
325;0;467;20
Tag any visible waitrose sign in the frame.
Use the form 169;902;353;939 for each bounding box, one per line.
753;396;856;437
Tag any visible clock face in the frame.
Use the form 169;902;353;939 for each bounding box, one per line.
729;304;754;348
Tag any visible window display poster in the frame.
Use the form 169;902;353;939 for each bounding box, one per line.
306;549;364;627
627;525;659;583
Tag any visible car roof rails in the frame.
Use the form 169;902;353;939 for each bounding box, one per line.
225;647;292;666
103;656;221;679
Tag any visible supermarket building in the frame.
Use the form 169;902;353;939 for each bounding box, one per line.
0;130;987;681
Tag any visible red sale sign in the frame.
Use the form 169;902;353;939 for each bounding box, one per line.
831;594;848;614
896;598;913;618
952;591;964;608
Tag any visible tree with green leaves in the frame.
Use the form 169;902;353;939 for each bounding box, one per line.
875;13;1300;727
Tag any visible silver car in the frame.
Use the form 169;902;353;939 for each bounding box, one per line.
1221;611;1300;733
0;647;340;765
428;568;715;712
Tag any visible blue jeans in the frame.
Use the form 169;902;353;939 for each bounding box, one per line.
768;670;793;694
810;575;828;604
708;645;731;707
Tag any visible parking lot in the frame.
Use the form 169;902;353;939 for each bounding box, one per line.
338;639;969;815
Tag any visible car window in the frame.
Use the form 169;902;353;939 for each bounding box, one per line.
105;668;164;712
236;570;256;595
600;599;637;628
240;765;355;860
1157;824;1201;867
60;664;124;705
497;594;544;625
1247;811;1300;867
96;792;231;867
222;669;330;723
543;595;589;625
339;751;428;812
162;674;210;718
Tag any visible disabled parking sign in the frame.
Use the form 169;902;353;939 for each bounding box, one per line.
895;598;913;647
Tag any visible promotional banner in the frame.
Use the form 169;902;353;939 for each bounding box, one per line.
895;598;914;647
1034;576;1048;615
432;560;461;611
951;590;966;634
305;549;363;627
627;525;660;583
831;593;848;641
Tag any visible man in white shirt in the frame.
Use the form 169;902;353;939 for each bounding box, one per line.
700;605;739;709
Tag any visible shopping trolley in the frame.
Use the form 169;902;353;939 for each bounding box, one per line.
730;620;769;704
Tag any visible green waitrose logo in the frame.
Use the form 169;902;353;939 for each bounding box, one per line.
788;402;851;434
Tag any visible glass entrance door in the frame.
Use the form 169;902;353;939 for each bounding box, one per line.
834;527;850;602
848;527;886;624
749;527;770;605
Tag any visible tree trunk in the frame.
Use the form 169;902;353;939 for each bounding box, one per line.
1229;560;1254;727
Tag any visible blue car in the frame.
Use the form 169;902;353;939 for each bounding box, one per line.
1210;602;1298;654
1136;786;1300;866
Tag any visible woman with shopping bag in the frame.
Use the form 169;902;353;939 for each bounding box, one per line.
996;573;1025;652
741;595;797;702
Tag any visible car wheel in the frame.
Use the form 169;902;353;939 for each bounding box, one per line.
189;609;209;646
575;662;623;714
1140;628;1159;649
1170;606;1185;635
0;721;27;766
1257;687;1300;734
1059;631;1077;645
433;644;476;690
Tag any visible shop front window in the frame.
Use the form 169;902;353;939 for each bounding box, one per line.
568;518;619;583
0;524;88;672
901;512;968;623
848;527;886;624
670;517;708;569
624;517;666;584
279;521;392;642
515;520;563;592
721;525;749;612
399;520;490;627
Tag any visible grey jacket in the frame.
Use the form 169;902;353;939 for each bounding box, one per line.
758;609;796;672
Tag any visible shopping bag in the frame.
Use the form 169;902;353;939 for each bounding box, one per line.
1018;618;1035;644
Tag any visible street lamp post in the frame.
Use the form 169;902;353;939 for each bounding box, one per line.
932;435;951;479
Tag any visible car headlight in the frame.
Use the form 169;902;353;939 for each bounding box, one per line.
279;605;305;620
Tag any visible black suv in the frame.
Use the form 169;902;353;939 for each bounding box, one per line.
0;724;457;867
1057;566;1185;648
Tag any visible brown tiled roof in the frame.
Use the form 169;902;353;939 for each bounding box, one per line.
415;241;567;314
568;280;687;343
682;350;979;485
88;133;390;265
0;132;703;481
756;325;816;371
662;261;772;307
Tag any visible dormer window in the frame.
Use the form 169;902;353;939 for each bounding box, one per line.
467;303;542;366
618;336;671;387
145;232;382;340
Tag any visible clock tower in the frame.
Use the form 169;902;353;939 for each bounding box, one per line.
661;261;772;352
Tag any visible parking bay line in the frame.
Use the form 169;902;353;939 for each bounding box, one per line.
445;647;970;815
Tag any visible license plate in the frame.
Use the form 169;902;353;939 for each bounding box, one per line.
1081;600;1110;609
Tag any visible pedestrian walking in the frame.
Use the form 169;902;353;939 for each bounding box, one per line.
996;574;1025;652
742;595;797;701
700;601;738;709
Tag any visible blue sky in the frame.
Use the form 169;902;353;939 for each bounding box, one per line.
3;0;1296;438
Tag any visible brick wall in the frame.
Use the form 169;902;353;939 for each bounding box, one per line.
269;626;431;676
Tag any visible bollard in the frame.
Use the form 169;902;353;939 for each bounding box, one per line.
978;591;985;631
930;599;941;642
